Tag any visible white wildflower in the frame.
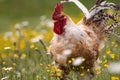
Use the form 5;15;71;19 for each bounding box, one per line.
51;61;55;65
40;15;46;21
108;62;120;74
31;35;43;43
15;24;21;37
40;15;53;27
3;31;13;40
15;24;21;30
72;57;84;66
4;46;11;50
46;52;50;55
1;76;9;80
4;67;13;71
41;30;47;33
62;49;72;56
21;21;29;26
47;20;53;27
21;68;26;73
14;71;21;78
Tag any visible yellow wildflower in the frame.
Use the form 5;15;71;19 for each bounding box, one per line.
20;42;25;49
82;58;85;62
2;67;6;70
46;69;50;73
72;58;75;61
99;60;103;64
111;41;115;45
51;66;55;69
36;75;40;80
81;66;84;69
46;46;49;50
2;62;6;64
94;67;100;71
68;60;72;64
40;63;43;66
50;70;54;73
103;60;107;64
103;55;106;59
21;54;26;59
111;76;119;80
34;47;38;51
104;64;108;68
56;69;62;73
12;63;16;66
97;71;101;75
106;50;111;54
14;54;19;58
87;69;90;72
46;67;49;69
80;73;84;77
115;44;118;48
47;64;51;67
72;67;75;70
1;53;7;59
109;53;115;59
30;44;35;49
56;73;61;77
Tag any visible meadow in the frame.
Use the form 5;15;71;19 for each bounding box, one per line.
0;0;120;80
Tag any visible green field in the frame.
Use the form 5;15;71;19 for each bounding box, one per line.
0;0;120;80
0;0;119;33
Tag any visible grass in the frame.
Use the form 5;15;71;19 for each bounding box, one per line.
0;17;120;80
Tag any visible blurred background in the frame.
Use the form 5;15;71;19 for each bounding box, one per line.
0;0;119;33
0;0;120;80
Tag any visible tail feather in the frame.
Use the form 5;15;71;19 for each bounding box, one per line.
84;0;120;39
95;0;105;5
88;0;120;20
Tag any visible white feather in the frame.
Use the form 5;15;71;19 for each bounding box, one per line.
108;62;120;74
72;57;84;66
61;0;90;19
89;1;116;19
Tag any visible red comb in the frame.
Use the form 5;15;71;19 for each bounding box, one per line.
52;3;63;20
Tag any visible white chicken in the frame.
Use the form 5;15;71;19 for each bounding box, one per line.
49;0;120;80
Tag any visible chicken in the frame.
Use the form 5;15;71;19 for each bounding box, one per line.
49;0;120;80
